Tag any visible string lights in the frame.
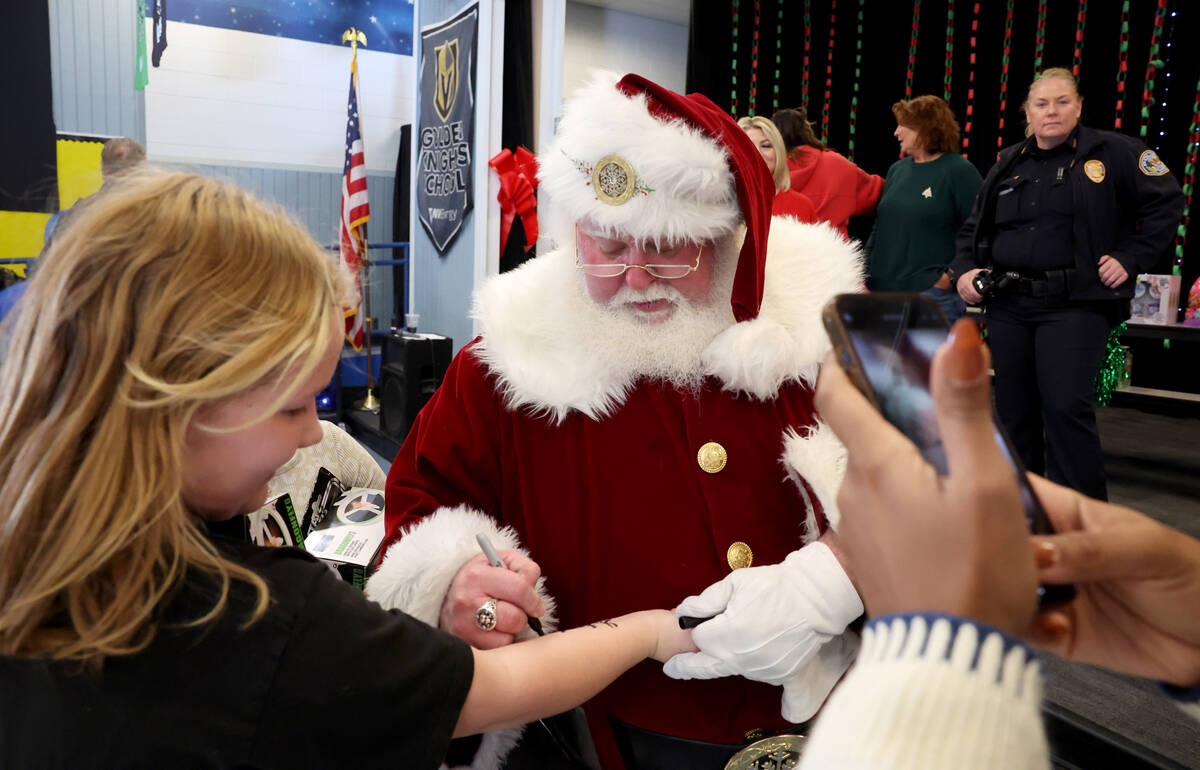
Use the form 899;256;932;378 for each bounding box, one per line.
905;0;921;98
962;2;980;157
821;0;837;142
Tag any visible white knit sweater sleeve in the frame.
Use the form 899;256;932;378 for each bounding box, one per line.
799;613;1049;770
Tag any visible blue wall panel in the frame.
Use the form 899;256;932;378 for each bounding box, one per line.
47;1;407;329
178;163;401;330
48;0;146;142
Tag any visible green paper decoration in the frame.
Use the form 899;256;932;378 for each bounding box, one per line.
1095;323;1127;407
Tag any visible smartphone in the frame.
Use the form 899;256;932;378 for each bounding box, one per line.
822;292;1075;608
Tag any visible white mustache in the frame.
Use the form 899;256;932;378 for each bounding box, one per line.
610;282;684;306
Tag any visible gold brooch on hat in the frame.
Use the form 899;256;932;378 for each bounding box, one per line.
563;150;654;205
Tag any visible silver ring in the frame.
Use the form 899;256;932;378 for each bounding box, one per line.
474;599;499;631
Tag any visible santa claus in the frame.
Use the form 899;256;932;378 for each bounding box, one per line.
368;72;866;769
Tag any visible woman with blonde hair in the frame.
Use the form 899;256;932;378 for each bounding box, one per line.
0;170;693;767
738;115;817;222
951;67;1183;500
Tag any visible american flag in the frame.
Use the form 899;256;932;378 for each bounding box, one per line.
340;57;370;350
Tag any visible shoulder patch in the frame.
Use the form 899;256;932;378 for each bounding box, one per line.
1139;149;1170;177
1084;160;1106;183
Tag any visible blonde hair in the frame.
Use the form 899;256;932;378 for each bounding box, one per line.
738;116;792;192
1023;67;1082;137
0;170;349;667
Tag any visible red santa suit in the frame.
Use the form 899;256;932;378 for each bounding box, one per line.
787;145;884;237
367;73;864;770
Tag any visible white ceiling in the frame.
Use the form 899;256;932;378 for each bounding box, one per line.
572;0;691;27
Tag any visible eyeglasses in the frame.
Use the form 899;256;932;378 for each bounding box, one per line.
575;227;703;280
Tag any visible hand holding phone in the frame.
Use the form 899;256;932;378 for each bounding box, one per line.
816;294;1071;633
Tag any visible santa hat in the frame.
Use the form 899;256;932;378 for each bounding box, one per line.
539;72;775;322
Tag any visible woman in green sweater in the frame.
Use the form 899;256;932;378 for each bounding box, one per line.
866;95;982;321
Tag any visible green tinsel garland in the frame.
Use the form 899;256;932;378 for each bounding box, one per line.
1094;322;1128;406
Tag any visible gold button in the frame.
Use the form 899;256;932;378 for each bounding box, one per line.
697;441;727;473
727;541;753;570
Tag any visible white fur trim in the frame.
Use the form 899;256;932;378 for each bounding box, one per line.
782;420;848;533
539;71;739;246
472;217;865;419
471;255;633;423
366;505;557;632
367;507;560;770
704;218;865;399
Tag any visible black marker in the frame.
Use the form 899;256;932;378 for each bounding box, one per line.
678;615;712;630
475;533;544;636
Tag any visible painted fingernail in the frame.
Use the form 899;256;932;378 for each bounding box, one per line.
1033;539;1058;568
946;318;985;382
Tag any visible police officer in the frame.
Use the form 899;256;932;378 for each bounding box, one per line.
951;68;1183;501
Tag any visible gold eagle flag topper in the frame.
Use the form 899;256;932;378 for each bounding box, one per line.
341;27;367;59
434;39;459;123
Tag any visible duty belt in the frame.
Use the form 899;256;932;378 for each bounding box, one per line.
1006;268;1074;298
610;718;809;770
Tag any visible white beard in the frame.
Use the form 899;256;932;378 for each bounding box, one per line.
572;239;738;391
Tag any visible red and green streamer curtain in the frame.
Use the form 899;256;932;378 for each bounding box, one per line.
996;0;1015;158
905;0;921;98
1139;0;1169;140
942;0;955;102
731;1;740;116
1072;1;1088;77
963;2;981;157
1114;1;1131;129
848;0;864;161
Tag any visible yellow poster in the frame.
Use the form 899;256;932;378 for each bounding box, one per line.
0;137;105;272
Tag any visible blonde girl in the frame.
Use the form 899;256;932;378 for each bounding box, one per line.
0;171;691;768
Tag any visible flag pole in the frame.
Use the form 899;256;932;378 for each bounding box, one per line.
357;231;379;412
343;26;379;413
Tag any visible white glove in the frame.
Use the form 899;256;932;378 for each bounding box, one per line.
663;542;864;721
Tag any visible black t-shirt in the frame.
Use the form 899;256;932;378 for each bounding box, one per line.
0;538;474;769
991;139;1077;272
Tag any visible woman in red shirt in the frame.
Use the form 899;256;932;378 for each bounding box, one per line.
738;115;818;223
773;108;884;237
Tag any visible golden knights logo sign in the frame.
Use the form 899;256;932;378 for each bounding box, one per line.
418;5;478;254
433;39;458;123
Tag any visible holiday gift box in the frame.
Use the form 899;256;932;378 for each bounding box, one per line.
303;487;386;589
1128;273;1181;325
248;493;305;548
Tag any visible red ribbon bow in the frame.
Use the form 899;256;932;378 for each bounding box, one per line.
488;147;539;255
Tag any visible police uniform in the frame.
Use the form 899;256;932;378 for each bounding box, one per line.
952;126;1184;499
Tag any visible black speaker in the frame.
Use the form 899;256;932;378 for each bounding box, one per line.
378;332;453;441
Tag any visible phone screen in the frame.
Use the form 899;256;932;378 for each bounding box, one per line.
824;293;1074;607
